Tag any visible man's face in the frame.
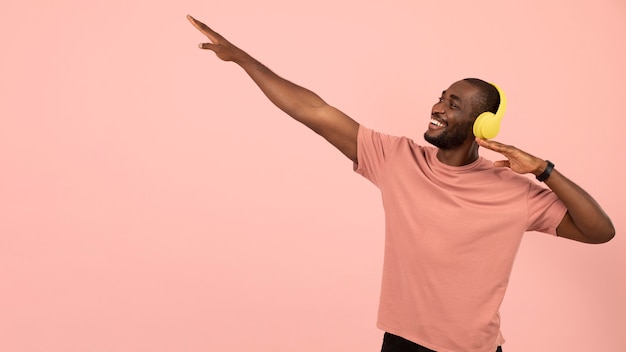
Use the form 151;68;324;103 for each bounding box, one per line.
424;80;479;150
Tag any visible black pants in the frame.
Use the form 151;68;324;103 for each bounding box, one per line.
381;332;503;352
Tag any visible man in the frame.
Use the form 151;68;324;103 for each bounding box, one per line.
187;15;614;352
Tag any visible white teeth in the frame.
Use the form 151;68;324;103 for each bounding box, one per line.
430;118;445;127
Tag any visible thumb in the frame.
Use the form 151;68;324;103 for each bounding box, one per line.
494;160;510;168
198;42;217;50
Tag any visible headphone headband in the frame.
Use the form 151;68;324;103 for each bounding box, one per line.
490;83;507;120
472;83;507;139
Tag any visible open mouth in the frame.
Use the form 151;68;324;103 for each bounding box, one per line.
430;118;446;127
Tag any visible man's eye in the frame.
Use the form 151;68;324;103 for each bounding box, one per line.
438;97;459;109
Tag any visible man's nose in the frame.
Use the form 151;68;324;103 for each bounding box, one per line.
432;102;445;115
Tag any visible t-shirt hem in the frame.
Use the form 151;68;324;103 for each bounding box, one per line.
377;322;504;352
378;322;446;352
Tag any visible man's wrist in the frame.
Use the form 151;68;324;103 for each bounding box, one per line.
536;160;555;182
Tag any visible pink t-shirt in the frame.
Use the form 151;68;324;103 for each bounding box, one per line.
354;126;567;352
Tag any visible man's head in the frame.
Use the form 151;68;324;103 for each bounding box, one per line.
424;78;501;150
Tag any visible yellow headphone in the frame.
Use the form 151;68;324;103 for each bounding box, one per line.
472;83;507;139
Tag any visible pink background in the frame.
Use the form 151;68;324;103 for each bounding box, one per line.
1;0;625;351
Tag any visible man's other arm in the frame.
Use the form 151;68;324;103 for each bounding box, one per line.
187;15;359;163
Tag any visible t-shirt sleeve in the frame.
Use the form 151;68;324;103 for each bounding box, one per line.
526;182;568;235
353;125;402;187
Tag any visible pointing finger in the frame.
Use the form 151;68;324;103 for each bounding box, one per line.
187;15;220;42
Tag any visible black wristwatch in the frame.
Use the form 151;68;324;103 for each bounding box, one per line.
536;160;554;182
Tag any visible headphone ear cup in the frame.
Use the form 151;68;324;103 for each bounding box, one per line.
473;111;499;139
475;82;507;139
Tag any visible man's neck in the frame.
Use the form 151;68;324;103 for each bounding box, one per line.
435;142;479;166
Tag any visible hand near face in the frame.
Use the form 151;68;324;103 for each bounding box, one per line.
475;138;547;176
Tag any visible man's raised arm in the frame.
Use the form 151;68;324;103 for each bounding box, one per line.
187;15;360;163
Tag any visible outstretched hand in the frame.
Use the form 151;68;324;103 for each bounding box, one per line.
187;15;243;62
475;138;547;176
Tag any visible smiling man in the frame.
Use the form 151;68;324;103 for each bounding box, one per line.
187;15;615;352
425;79;497;154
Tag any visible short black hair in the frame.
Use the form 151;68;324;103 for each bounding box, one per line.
463;78;501;118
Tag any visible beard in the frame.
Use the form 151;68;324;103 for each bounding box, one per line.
423;120;474;150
